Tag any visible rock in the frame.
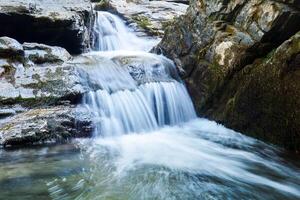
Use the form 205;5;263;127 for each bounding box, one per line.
0;106;93;147
72;52;179;92
96;0;188;36
0;0;93;54
0;105;25;119
155;0;300;150
0;37;86;107
0;37;91;147
0;37;24;58
157;0;189;4
204;32;300;151
111;53;180;84
23;43;72;64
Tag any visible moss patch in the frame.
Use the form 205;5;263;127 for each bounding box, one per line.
132;15;161;36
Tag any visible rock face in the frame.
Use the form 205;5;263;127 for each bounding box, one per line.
207;32;300;151
0;0;93;54
95;0;188;36
0;37;92;147
155;0;300;151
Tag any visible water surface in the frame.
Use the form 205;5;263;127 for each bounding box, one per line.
1;118;299;200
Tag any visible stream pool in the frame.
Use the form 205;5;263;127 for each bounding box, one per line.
1;118;299;200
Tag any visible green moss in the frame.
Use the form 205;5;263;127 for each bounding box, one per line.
94;0;110;10
132;15;151;29
132;15;161;36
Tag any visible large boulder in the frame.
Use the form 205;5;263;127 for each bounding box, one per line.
205;32;300;151
155;0;300;150
0;37;92;147
0;0;93;54
0;37;86;107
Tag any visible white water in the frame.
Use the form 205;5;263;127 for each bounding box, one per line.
81;11;196;136
76;119;300;199
92;11;158;52
72;11;300;199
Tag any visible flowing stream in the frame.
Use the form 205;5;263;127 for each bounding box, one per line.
0;11;299;200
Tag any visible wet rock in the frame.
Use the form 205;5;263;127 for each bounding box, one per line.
156;0;300;150
72;52;179;91
0;0;93;54
23;43;72;64
96;0;188;36
0;37;90;147
0;37;86;107
0;106;93;147
112;53;180;84
205;32;300;151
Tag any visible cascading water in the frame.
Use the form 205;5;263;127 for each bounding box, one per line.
92;11;157;52
82;11;197;137
66;12;300;199
2;10;298;200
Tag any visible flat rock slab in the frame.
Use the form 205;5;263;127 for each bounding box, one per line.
0;106;93;147
0;0;93;54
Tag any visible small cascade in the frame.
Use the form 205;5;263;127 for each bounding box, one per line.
92;11;157;51
2;9;298;200
80;11;197;137
79;51;196;136
83;81;196;136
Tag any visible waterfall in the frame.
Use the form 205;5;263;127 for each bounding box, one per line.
80;11;197;136
92;11;157;52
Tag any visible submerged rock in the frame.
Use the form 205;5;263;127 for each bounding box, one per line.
0;0;93;54
71;52;180;92
0;106;93;147
156;0;300;150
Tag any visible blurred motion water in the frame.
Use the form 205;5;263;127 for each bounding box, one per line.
0;11;299;200
0;119;299;200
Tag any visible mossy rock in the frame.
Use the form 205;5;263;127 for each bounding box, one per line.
204;32;300;151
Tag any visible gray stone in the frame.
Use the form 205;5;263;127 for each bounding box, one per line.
0;37;24;57
0;0;93;54
23;43;72;64
0;38;86;107
96;0;188;36
0;106;93;147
